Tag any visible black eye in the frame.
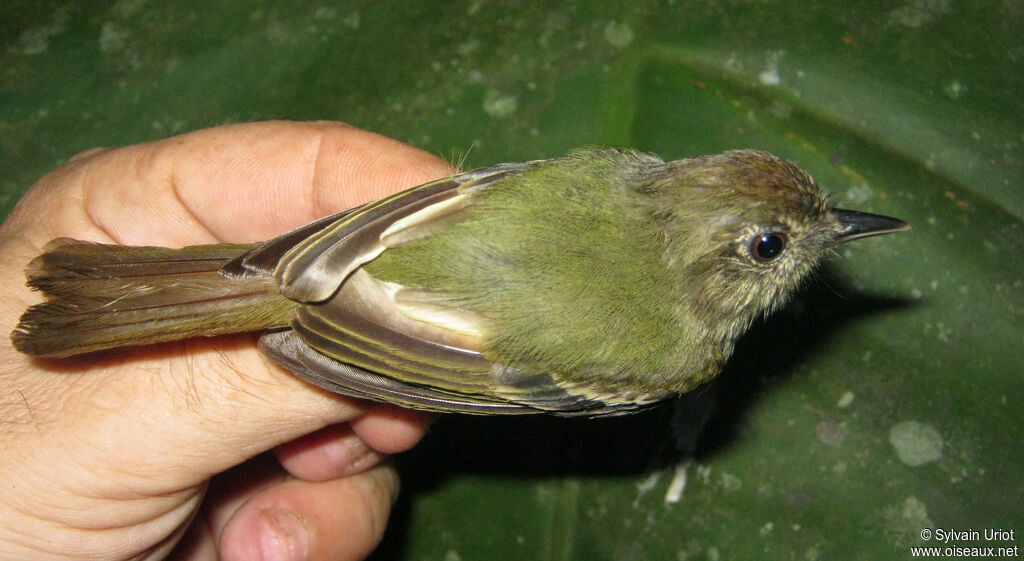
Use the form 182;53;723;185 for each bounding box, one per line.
750;232;787;262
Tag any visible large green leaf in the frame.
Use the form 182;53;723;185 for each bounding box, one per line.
2;2;1021;559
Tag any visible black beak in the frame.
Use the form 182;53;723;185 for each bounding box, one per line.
830;209;911;245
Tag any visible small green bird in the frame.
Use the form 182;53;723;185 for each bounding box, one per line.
12;148;909;416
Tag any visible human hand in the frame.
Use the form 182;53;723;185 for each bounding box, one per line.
0;121;451;560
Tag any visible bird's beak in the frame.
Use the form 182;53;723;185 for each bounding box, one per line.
829;209;911;245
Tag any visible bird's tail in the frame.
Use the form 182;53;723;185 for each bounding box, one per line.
11;239;298;357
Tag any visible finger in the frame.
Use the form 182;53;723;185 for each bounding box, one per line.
275;424;385;482
2;120;455;250
218;464;400;561
351;404;436;455
275;405;433;482
202;453;289;545
85;120;454;246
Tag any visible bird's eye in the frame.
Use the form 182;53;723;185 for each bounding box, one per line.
750;232;787;262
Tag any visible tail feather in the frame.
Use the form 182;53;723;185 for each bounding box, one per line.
12;239;298;357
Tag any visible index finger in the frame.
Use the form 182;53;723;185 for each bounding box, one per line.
4;120;454;249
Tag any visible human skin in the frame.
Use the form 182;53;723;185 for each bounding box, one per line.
0;121;450;560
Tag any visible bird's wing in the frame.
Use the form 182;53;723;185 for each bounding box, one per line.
273;163;527;303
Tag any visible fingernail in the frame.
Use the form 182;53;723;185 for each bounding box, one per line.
331;433;380;475
259;509;309;561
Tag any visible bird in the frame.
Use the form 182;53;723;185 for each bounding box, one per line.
11;147;910;416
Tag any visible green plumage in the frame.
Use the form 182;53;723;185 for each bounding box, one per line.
364;149;701;393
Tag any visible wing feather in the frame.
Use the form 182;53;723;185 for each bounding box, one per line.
258;331;532;414
274;163;527;302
